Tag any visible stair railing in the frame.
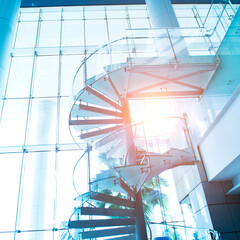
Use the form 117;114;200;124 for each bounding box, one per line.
148;221;221;240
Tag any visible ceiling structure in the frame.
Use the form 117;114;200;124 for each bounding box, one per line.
20;0;240;8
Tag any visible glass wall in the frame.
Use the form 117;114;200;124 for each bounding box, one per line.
0;4;238;240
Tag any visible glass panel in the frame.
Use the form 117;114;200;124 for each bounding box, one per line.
0;99;28;146
20;11;39;21
85;6;105;19
18;152;55;232
41;10;61;21
58;98;75;144
0;233;14;240
128;9;148;18
0;153;22;231
85;20;108;47
33;56;59;97
38;21;61;47
55;150;86;227
178;17;199;27
15;231;53;240
130;18;150;28
86;53;110;80
61;20;84;46
14;21;38;48
108;19;128;41
106;8;126;19
61;55;84;96
6;56;34;98
26;98;57;145
62;7;83;20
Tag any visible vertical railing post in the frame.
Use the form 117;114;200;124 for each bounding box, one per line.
87;144;92;192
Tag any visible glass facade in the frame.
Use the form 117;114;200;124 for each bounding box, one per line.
0;3;238;240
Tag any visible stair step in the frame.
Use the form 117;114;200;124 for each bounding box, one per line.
115;164;150;188
86;86;123;111
80;207;135;217
90;176;128;195
69;217;135;229
79;103;123;118
90;192;135;208
109;235;136;240
81;226;135;239
80;125;124;140
119;178;136;199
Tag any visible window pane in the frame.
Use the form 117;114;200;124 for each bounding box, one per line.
26;98;57;145
63;7;83;20
55;150;85;227
108;19;128;41
130;18;150;28
0;153;22;231
61;55;84;96
85;20;108;47
18;152;55;232
0;99;28;146
38;21;61;47
6;56;34;98
16;231;53;240
85;6;105;19
62;20;84;46
59;98;75;144
128;9;148;18
20;10;39;21
106;8;126;19
33;56;59;97
41;10;61;21
15;21;38;48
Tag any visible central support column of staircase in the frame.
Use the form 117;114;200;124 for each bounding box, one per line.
123;101;148;240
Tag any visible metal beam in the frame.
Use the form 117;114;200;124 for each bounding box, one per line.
127;90;203;98
21;0;240;8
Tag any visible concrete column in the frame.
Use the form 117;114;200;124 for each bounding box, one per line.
145;0;189;57
0;0;21;98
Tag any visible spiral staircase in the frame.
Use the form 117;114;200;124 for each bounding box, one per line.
66;30;220;239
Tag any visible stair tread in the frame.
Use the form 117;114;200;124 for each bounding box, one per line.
115;164;150;188
80;206;135;217
69;217;135;229
81;226;135;239
90;192;135;208
90;176;128;195
108;235;136;240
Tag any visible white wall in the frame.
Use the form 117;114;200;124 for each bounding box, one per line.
199;89;240;181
